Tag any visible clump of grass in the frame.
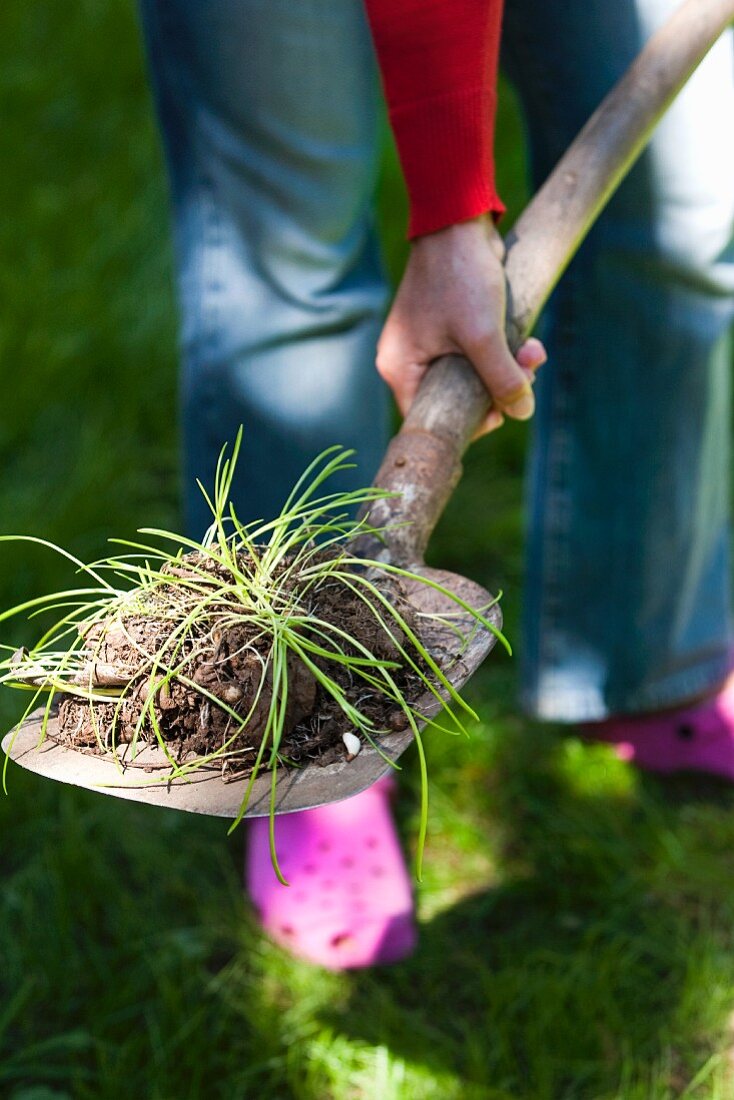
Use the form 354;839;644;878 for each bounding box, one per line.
0;431;506;876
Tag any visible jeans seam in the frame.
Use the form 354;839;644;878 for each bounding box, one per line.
534;268;580;711
148;0;224;426
189;168;225;438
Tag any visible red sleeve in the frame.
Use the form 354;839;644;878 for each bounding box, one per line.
363;0;506;239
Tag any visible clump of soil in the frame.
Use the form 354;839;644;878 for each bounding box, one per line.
56;550;424;775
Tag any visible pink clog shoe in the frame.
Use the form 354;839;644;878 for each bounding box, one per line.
245;777;417;970
586;674;734;779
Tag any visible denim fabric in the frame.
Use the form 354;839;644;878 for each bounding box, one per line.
140;0;734;720
139;0;390;538
502;0;734;719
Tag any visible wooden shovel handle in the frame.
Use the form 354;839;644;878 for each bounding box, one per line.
363;0;734;565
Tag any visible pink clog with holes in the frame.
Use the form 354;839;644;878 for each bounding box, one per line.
587;673;734;779
245;777;417;969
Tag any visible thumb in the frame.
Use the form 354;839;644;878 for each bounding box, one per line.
468;330;536;421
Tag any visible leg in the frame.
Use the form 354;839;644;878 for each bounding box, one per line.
138;0;415;969
502;0;734;721
139;0;391;537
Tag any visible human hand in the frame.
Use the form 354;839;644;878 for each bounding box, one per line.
376;214;547;435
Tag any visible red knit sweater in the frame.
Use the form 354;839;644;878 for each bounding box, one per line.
364;0;505;238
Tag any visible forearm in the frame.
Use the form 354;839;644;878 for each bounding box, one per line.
365;0;546;434
363;0;506;237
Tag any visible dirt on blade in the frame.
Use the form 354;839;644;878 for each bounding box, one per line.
56;550;422;776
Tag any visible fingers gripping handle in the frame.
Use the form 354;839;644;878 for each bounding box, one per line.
362;0;734;566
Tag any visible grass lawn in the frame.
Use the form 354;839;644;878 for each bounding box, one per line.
3;4;734;1098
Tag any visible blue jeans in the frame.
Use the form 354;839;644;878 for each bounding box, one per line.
139;0;734;721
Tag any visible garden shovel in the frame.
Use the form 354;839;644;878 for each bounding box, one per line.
4;0;734;816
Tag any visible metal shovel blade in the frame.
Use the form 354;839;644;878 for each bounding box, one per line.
1;567;500;817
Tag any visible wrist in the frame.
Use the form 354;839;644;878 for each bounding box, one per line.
411;213;505;261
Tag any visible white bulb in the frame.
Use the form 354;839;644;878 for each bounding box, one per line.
342;731;361;759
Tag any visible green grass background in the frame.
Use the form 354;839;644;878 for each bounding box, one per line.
3;5;734;1098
